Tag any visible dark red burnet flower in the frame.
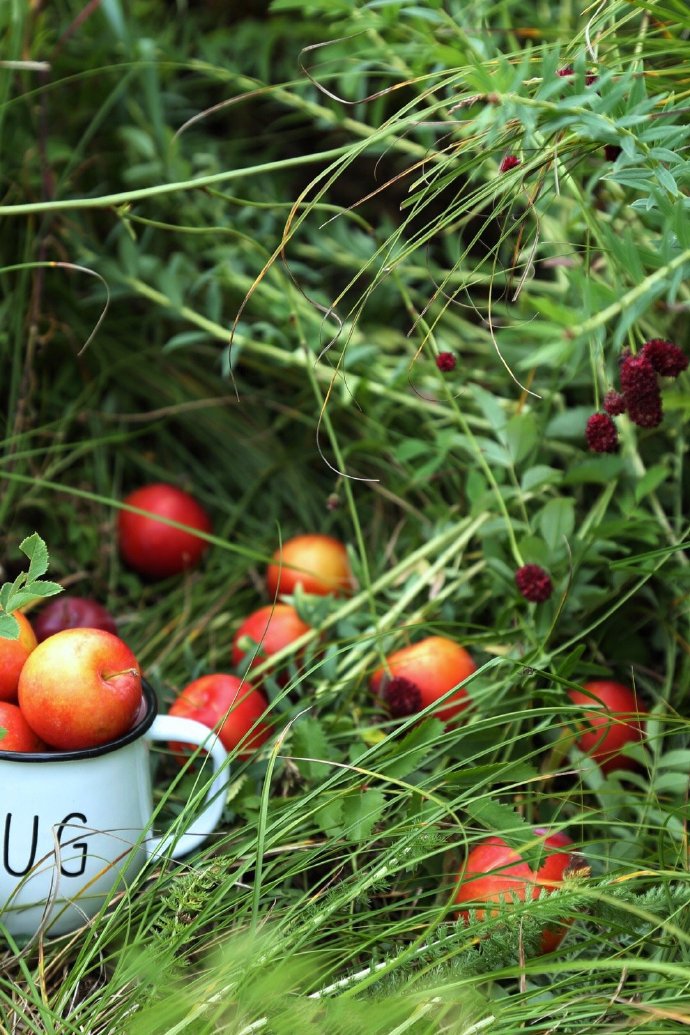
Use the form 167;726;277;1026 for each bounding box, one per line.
499;155;521;173
436;351;457;372
604;144;622;162
619;353;658;399
603;390;626;416
557;66;597;86
515;564;553;604
382;676;423;718
641;339;688;379
619;353;663;428
586;412;619;453
626;393;663;428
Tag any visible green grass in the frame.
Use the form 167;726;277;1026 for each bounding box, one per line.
2;0;690;1031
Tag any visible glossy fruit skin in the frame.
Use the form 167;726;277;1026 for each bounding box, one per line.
232;604;311;684
118;483;212;579
370;636;477;722
169;674;272;760
18;628;142;751
0;702;47;753
266;534;352;598
0;612;38;703
453;831;576;954
33;596;118;643
568;680;645;773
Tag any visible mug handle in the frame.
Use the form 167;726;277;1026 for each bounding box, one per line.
143;715;229;862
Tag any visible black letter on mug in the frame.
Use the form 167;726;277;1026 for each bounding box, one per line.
3;813;39;877
56;813;89;878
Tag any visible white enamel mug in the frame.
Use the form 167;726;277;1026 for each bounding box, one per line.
0;681;229;941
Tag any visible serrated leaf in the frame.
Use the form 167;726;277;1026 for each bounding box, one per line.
463;797;545;869
291;717;336;782
0;613;20;640
341;789;386;843
312;796;344;837
379;718;444;779
20;533;49;582
1;591;40;611
23;581;63;599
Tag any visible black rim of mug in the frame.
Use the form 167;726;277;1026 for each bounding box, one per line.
0;679;158;763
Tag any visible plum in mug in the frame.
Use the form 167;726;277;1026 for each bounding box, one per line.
0;681;229;941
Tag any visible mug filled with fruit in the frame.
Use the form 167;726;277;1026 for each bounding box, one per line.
0;620;230;941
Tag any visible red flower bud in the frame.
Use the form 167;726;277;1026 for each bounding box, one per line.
626;393;663;429
515;564;553;603
585;413;619;453
436;351;457;372
499;155;521;173
619;354;658;401
641;339;688;379
603;390;626;416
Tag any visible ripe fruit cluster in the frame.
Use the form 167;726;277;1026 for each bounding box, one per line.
163;532;354;761
1;479;651;957
0;624;143;753
587;339;687;452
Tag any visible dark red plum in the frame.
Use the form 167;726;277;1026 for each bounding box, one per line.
33;596;118;642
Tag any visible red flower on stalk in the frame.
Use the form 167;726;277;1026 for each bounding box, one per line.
499;155;521;173
515;565;553;603
585;413;619;453
436;351;457;372
603;390;626;416
641;339;688;379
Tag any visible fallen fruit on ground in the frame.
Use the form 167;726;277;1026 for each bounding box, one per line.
33;595;118;642
0;701;48;753
118;482;212;579
266;533;352;598
232;603;312;684
568;679;646;773
18;627;143;751
168;673;272;760
370;635;477;722
453;830;581;954
0;612;38;703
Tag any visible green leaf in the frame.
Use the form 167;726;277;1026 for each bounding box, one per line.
505;412;538;466
341;789;386;844
521;466;560;491
634;464;669;503
0;612;20;640
291;717;336;782
538;498;575;552
562;456;624;485
463;798;545;869
517;536;549;566
312;796;344;838
1;591;40;611
20;533;49;583
379;718;445;779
